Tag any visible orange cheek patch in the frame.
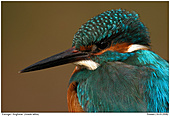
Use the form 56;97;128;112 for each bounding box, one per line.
94;43;131;55
79;45;93;51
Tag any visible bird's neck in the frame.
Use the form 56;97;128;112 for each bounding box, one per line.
124;50;168;68
91;51;135;65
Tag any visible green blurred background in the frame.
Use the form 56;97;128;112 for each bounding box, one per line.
2;1;169;112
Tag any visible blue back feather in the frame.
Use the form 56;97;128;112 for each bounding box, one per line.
125;50;169;112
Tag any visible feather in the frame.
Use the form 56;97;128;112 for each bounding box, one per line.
69;50;169;112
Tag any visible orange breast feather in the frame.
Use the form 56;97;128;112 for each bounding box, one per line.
67;82;84;112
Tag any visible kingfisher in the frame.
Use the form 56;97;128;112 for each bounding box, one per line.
20;9;169;112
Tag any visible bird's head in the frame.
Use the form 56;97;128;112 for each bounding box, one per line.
20;9;150;73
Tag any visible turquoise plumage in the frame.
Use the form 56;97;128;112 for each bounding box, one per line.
72;9;150;49
125;50;169;112
70;50;169;112
20;9;169;112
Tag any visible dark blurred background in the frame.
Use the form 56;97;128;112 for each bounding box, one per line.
2;1;169;112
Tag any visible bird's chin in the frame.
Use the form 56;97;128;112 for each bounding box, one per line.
73;60;100;70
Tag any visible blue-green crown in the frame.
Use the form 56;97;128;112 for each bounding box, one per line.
72;9;150;49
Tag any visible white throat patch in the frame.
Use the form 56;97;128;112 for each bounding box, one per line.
127;44;149;52
74;60;100;70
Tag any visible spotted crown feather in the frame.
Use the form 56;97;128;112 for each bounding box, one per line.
72;8;150;49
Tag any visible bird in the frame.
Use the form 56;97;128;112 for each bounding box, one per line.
20;9;169;112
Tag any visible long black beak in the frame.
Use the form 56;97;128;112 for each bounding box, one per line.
19;47;89;73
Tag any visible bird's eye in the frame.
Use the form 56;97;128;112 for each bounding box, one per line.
96;41;109;50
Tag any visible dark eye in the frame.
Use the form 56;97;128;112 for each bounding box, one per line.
96;41;109;50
